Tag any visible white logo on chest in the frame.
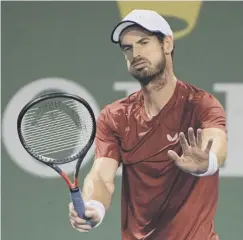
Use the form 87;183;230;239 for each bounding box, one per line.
167;133;179;142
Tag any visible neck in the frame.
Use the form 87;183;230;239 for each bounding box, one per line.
142;70;177;119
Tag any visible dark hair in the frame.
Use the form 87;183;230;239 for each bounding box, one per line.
153;32;175;59
117;26;175;59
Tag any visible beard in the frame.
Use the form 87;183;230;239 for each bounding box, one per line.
130;56;166;86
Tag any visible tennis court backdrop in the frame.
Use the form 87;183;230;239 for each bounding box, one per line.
1;1;243;240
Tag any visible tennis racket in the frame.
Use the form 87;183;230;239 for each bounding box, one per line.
17;92;96;226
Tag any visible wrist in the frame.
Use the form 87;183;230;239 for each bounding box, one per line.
85;200;106;228
191;152;219;177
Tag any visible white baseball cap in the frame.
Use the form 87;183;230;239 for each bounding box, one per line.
111;9;173;43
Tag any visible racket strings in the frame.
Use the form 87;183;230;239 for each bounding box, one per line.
23;110;90;136
22;121;92;157
20;98;94;162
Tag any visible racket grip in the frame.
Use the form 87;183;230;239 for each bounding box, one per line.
70;188;92;226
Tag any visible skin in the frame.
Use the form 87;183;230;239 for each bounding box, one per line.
119;26;176;119
69;25;228;232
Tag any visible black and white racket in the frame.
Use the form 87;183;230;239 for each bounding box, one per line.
17;92;96;225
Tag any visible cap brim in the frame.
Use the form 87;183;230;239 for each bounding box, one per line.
111;20;156;43
111;21;135;43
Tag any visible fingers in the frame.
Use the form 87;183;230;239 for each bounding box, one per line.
196;128;203;148
70;219;91;232
179;132;189;152
188;127;213;152
68;202;92;232
188;128;196;147
70;214;87;224
68;202;77;214
69;202;95;221
180;128;203;149
69;202;78;218
205;138;213;153
69;202;74;212
178;127;213;153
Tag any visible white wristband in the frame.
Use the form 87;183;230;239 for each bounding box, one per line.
191;152;219;177
85;200;106;228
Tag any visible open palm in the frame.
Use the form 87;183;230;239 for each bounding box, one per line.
168;127;213;174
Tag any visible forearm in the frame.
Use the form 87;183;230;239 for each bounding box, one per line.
214;142;227;167
82;173;115;211
202;128;227;167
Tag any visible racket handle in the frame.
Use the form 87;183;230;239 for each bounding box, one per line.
70;188;92;226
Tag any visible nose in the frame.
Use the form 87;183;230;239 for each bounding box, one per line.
132;46;141;58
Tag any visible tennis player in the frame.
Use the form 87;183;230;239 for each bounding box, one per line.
69;9;227;240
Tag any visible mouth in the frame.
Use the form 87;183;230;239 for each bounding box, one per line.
133;61;148;68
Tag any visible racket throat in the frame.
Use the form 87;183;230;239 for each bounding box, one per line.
58;171;74;188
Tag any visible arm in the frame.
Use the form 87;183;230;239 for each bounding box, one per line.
198;94;228;167
83;107;120;210
69;106;121;231
70;159;118;231
83;106;121;210
82;157;119;211
201;128;227;167
168;93;228;175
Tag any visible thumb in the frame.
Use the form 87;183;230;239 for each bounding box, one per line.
84;206;101;223
68;202;73;211
85;208;97;218
168;150;181;163
68;202;78;217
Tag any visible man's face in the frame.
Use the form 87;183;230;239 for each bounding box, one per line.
119;26;166;86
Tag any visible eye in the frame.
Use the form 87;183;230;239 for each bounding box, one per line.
123;46;132;53
140;40;149;45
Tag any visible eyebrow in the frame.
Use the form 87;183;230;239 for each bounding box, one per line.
120;37;151;49
137;37;151;43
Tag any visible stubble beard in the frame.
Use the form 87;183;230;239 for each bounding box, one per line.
131;58;166;87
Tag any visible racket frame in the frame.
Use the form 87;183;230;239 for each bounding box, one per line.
17;93;96;223
17;92;96;167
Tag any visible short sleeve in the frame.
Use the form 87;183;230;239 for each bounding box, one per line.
95;107;121;163
195;93;227;132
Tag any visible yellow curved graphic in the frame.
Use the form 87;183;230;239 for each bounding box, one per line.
116;1;203;40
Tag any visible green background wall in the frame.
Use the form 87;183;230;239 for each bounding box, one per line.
1;1;243;240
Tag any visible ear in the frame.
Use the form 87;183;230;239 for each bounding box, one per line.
163;36;174;55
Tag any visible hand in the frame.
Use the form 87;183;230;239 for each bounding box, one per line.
68;202;101;233
168;127;213;174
